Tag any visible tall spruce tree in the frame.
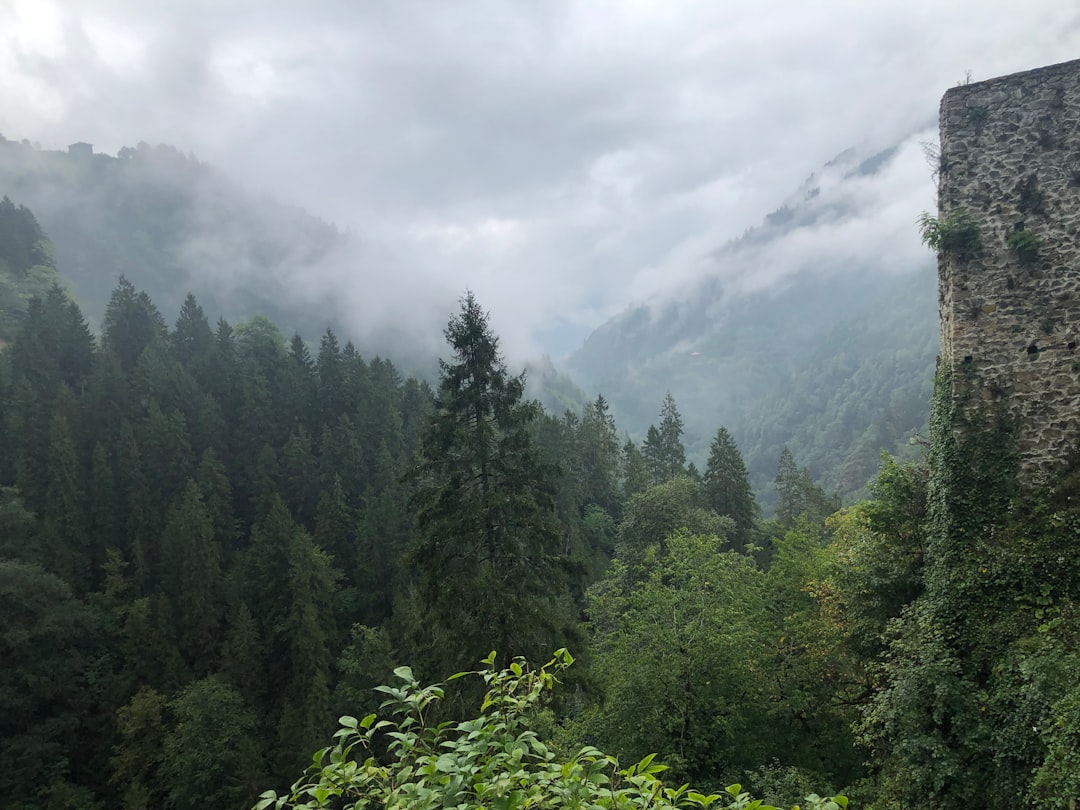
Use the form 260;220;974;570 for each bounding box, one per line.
774;447;838;527
355;442;410;626
579;394;621;517
642;392;686;484
702;426;757;551
621;438;652;500
159;481;224;674
284;334;316;436
102;276;167;373
171;293;215;381
281;428;319;526
405;293;577;680
275;524;338;774
43;407;88;589
315;329;348;428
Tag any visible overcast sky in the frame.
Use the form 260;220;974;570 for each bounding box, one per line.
1;1;1078;357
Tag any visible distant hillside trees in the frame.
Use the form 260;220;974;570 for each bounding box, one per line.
0;196;63;340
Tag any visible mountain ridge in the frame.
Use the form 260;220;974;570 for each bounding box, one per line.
1;131;938;504
566;141;938;504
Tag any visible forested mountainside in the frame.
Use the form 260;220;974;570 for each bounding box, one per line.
1;134;935;508
568;147;938;506
0;195;63;341
2;200;1079;810
0;135;367;351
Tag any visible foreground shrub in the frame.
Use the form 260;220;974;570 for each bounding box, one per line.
255;650;847;810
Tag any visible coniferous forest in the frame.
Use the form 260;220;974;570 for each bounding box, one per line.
3;195;1080;810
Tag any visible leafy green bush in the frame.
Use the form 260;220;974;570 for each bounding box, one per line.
1030;680;1080;807
255;650;848;810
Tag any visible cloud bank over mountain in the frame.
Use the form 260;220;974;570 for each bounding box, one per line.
1;1;1078;356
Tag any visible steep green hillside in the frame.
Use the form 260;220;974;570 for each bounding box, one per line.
568;146;938;506
0;136;343;339
1;134;937;506
0;195;64;340
736;270;935;498
570;269;936;506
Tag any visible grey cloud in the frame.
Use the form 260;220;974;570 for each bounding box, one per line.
2;1;1079;359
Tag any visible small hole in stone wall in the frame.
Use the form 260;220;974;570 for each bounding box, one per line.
1027;343;1040;355
1070;341;1077;351
1006;276;1016;290
962;355;974;365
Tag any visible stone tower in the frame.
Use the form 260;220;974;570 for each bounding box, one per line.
938;58;1080;481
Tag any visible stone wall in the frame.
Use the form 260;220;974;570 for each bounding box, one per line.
938;58;1080;481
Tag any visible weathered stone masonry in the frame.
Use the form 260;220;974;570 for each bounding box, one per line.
939;58;1080;481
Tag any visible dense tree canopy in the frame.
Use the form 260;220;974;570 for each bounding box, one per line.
1;201;1076;809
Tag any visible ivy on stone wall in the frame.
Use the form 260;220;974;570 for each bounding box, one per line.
863;367;1080;809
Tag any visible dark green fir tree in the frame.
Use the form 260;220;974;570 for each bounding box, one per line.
404;293;579;682
702;426;757;551
642;392;686;484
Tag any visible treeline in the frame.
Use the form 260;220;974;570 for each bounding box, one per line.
566;268;937;510
0;244;853;808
